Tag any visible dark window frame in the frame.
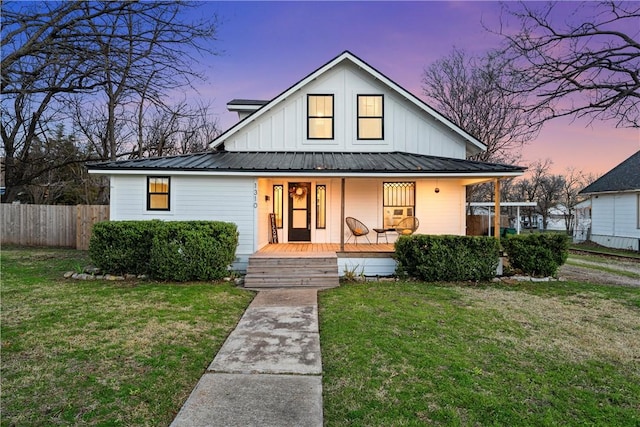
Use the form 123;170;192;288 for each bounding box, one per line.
273;185;283;229
382;182;415;228
147;176;170;211
316;184;326;229
307;94;334;140
357;94;384;140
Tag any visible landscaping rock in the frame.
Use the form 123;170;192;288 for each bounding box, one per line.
530;276;551;282
84;266;101;275
234;277;245;286
65;271;138;281
500;275;557;283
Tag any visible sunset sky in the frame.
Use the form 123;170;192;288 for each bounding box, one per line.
190;1;639;177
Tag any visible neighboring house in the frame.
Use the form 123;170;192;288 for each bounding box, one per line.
88;51;525;276
546;204;570;232
579;150;640;251
573;199;592;243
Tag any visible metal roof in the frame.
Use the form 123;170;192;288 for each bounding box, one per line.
227;99;269;106
88;151;525;175
580;150;640;194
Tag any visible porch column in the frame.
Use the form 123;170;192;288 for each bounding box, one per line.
494;178;501;239
516;206;521;235
340;178;345;251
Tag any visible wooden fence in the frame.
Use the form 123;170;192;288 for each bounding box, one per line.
466;214;510;236
1;204;109;250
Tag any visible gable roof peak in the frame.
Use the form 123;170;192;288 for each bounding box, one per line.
210;51;486;153
580;150;640;194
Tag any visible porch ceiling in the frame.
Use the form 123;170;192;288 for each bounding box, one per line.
88;151;525;176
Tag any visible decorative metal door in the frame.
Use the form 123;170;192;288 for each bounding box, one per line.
288;182;311;241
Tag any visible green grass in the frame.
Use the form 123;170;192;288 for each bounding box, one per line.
570;242;640;259
1;247;254;426
319;281;640;426
4;247;640;426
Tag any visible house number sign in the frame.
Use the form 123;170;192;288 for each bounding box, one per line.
253;182;258;208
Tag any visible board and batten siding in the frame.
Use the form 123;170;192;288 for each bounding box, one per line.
590;192;640;251
222;62;467;159
109;175;256;270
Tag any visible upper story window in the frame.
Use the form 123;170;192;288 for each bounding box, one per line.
358;95;383;139
308;95;334;139
147;176;170;211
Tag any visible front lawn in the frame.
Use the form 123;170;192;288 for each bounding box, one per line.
4;247;639;426
1;247;254;426
320;281;640;426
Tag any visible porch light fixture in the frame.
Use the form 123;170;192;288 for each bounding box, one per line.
435;179;440;193
265;195;270;202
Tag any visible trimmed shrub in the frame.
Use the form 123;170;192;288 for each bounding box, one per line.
395;235;500;282
150;221;238;281
502;233;569;277
89;220;160;275
89;220;238;280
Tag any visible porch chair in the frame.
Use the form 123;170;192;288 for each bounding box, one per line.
345;217;371;244
395;216;420;236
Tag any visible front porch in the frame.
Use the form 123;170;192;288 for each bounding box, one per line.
244;243;397;288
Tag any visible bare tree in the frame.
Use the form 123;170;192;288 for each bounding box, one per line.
508;159;594;232
558;168;598;233
16;125;98;205
510;159;554;229
538;174;565;231
422;48;541;165
422;48;542;213
132;101;219;158
1;1;218;203
496;1;640;128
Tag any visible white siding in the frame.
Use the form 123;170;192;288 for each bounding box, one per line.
110;175;256;270
338;257;397;277
223;62;466;158
256;178;272;248
591;192;640;250
416;179;466;235
343;179;381;242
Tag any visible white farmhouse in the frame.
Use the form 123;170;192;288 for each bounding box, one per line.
88;51;525;283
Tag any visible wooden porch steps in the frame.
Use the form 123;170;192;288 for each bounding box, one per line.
244;252;339;288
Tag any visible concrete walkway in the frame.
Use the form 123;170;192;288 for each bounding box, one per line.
170;289;323;427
